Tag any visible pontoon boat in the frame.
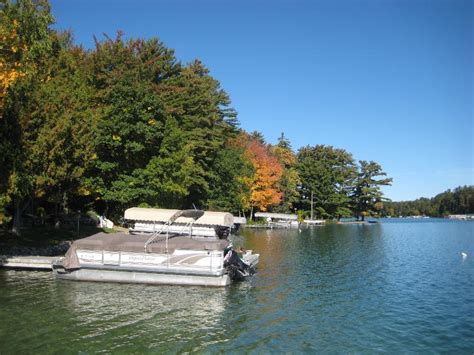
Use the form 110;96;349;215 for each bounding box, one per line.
53;209;259;287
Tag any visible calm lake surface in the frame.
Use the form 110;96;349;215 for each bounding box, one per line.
1;219;473;353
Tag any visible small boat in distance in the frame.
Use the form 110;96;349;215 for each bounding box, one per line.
254;212;299;228
53;208;259;287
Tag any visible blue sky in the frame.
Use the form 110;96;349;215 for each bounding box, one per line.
50;0;473;201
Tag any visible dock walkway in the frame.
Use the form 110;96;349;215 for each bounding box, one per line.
0;256;59;270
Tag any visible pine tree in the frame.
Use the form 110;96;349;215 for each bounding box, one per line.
271;133;300;213
297;145;356;219
350;160;392;221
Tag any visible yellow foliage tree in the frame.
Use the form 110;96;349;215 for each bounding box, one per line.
0;0;53;234
0;17;27;114
0;0;53;117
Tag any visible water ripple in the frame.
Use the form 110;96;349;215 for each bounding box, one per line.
1;220;473;353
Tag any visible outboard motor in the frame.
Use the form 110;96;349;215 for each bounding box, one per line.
223;247;255;281
215;226;231;239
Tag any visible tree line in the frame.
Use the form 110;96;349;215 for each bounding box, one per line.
382;186;474;217
0;0;393;233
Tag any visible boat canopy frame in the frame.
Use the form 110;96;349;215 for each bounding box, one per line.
143;210;205;252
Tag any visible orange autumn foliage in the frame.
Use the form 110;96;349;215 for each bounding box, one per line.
237;133;283;212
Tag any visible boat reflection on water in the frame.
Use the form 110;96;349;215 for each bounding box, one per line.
0;269;250;353
59;280;228;328
53;279;235;351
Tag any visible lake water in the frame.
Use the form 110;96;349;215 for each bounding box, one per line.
0;219;473;353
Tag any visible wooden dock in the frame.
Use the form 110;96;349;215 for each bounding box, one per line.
0;256;59;270
242;224;271;229
303;219;325;226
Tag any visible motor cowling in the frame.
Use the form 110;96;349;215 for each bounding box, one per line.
223;249;255;281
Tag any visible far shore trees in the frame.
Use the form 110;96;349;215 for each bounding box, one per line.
383;186;473;217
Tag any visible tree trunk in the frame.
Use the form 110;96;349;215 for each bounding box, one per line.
11;199;22;236
11;198;33;235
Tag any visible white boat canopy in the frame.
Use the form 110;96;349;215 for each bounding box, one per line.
233;217;247;224
124;208;234;227
254;212;298;220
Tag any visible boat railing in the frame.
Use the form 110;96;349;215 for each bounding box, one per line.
143;223;170;252
144;209;204;252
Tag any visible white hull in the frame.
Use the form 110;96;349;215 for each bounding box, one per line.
54;267;231;287
54;247;259;287
268;221;299;228
75;249;225;274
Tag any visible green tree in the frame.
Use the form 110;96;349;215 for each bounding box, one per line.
0;0;54;234
25;34;97;209
103;117;203;211
351;160;392;221
87;35;174;212
297;145;356;219
1;3;245;229
249;131;266;145
0;0;54;114
383;186;473;217
158;60;238;206
84;35;238;215
206;142;254;214
271;133;300;213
